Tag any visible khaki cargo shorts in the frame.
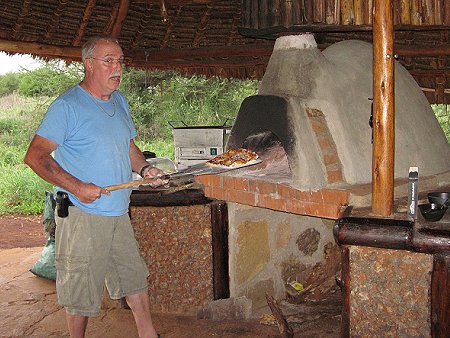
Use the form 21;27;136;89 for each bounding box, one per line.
55;207;149;317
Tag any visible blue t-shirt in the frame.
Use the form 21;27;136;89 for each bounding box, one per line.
36;85;137;216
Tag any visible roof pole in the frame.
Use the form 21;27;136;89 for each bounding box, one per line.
372;0;395;216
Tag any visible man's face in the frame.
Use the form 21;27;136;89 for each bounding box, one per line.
85;40;124;95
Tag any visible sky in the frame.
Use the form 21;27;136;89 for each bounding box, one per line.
0;51;42;75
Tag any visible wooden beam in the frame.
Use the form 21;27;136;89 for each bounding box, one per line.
0;35;448;73
193;1;215;48
238;24;450;38
132;0;212;4
132;58;268;69
0;39;81;60
104;3;119;34
130;3;154;50
431;254;450;337
409;69;450;77
372;0;395;216
131;44;274;62
160;6;183;49
44;0;69;40
227;4;241;45
396;45;450;56
73;0;97;46
111;0;131;37
12;0;31;39
130;42;450;62
421;87;450;94
339;247;350;337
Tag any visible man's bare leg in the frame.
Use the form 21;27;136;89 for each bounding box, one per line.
126;291;158;338
66;313;88;338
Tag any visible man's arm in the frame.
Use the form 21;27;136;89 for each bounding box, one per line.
24;134;109;203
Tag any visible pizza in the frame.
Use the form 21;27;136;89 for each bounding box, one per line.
207;148;259;167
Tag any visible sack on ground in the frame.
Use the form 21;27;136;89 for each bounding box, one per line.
30;237;56;281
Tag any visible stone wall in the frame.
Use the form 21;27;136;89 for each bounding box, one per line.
348;246;432;337
228;202;341;309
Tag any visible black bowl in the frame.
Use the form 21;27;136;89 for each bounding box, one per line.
418;203;448;222
428;192;450;206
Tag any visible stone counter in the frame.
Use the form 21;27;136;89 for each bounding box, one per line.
334;206;450;337
129;190;228;314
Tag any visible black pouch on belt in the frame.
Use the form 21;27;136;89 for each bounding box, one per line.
55;191;73;218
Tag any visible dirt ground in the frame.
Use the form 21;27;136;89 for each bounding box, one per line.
0;214;47;249
0;214;342;338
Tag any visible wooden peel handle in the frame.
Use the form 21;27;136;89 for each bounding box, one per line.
105;178;159;191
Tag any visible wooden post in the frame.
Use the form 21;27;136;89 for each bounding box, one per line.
431;254;450;337
372;0;395;216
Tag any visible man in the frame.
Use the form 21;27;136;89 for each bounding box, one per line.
24;36;165;338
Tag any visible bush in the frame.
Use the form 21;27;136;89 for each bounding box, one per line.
123;71;259;141
19;61;83;97
0;163;52;214
0;73;20;96
433;104;450;142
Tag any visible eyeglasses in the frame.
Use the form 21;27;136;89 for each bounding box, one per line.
90;57;126;67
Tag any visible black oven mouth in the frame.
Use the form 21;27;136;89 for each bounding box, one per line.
227;94;296;173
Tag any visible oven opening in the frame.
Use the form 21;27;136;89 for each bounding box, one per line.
241;130;292;179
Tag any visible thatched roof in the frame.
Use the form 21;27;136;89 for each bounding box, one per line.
0;0;448;103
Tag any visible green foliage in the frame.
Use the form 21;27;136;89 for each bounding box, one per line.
18;60;83;97
135;138;175;159
0;72;20;96
432;104;450;142
121;69;259;141
0;163;52;214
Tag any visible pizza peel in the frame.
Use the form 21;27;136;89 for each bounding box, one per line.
105;159;262;191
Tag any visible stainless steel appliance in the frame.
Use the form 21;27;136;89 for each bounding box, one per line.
170;120;232;168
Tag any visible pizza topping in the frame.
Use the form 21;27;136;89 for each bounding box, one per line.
207;148;259;167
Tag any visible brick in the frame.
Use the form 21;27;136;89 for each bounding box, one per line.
223;176;250;191
321;189;349;205
306;201;325;217
249;180;277;195
322;204;342;219
323;152;339;166
203;186;214;198
284;198;309;215
317;136;333;150
301;189;318;202
277;183;297;199
195;174;222;188
327;170;343;183
208;186;228;200
227;189;256;206
308;190;323;204
257;194;287;212
310;119;326;134
307;201;341;219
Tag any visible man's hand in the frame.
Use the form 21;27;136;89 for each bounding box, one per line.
76;182;111;203
141;166;169;188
